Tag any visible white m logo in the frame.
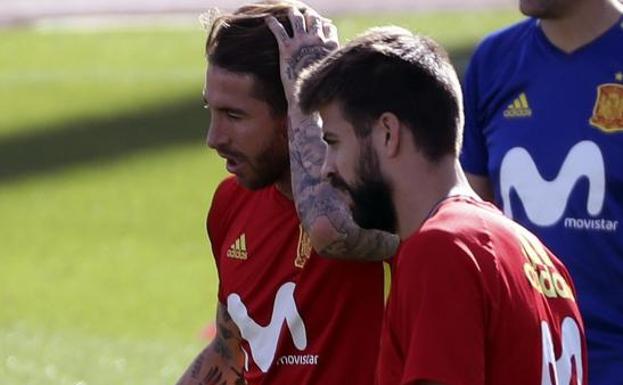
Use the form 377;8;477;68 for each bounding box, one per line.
227;282;307;373
499;140;605;226
541;317;584;385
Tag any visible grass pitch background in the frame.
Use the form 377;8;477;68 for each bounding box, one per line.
0;10;521;385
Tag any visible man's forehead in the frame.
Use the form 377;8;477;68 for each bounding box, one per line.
206;66;255;89
204;65;256;101
319;102;350;133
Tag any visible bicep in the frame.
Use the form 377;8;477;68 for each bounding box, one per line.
213;302;244;361
175;303;245;385
466;173;494;203
215;302;243;340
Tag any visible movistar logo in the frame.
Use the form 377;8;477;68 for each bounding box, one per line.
499;140;606;227
541;317;584;385
227;282;307;373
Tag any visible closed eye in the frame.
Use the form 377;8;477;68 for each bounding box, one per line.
322;134;338;147
225;110;244;120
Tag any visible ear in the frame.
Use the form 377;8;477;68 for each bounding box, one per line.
374;112;401;158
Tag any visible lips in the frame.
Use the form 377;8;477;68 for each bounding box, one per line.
226;158;243;174
217;150;245;175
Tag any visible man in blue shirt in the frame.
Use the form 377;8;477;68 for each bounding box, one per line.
461;0;623;384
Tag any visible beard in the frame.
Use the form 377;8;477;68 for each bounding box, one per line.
242;140;290;190
329;143;397;234
219;132;289;191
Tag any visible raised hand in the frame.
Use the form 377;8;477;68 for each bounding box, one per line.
265;7;338;103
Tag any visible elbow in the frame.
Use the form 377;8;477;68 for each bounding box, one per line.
305;217;350;259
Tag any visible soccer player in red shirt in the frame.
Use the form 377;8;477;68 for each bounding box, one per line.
293;26;588;385
174;2;397;385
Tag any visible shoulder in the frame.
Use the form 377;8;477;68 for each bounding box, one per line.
399;198;505;272
471;18;536;63
210;176;257;212
213;176;242;202
466;17;538;90
399;227;476;276
208;177;246;229
395;225;490;306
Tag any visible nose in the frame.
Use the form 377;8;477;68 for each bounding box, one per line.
206;116;229;149
320;149;335;181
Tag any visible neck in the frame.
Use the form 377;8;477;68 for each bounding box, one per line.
392;157;475;240
274;173;293;200
540;0;622;53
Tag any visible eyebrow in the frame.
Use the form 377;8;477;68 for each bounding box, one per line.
202;95;241;111
203;101;247;116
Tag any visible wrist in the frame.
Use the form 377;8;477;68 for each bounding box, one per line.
287;104;310;121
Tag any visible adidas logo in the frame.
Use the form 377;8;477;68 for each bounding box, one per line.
227;233;248;260
503;92;532;118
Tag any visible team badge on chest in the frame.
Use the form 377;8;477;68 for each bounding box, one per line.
589;83;623;133
295;225;312;268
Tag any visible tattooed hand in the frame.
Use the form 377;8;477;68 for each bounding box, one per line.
266;7;338;104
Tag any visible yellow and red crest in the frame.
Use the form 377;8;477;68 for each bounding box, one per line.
295;224;312;268
589;83;623;133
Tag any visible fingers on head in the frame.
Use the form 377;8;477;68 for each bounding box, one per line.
265;15;289;45
322;22;338;42
269;7;336;45
287;7;306;35
303;9;323;35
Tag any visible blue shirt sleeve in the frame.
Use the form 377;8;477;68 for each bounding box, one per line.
460;49;490;177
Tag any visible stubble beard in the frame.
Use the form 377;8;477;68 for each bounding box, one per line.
239;139;290;191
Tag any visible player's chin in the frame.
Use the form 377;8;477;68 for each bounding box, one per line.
235;173;272;191
234;173;254;190
228;162;258;189
519;0;551;18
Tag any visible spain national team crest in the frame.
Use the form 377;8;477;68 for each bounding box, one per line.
589;83;623;133
295;225;312;268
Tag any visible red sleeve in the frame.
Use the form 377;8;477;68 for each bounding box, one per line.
207;177;237;303
397;230;487;385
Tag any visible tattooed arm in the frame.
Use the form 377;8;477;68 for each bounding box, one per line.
266;9;399;261
175;303;246;385
287;113;399;260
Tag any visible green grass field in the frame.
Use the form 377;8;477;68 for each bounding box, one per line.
0;9;522;385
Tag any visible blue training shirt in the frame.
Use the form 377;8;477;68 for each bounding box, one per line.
461;17;623;385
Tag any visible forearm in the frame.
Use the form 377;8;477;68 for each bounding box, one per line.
288;109;398;261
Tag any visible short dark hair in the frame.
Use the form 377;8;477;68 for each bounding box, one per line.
298;26;463;161
205;1;310;117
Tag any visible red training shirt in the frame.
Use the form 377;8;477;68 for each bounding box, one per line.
209;177;385;385
377;196;587;385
